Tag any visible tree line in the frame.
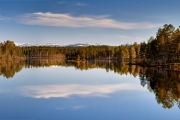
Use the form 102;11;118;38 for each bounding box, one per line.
0;24;180;65
0;41;24;61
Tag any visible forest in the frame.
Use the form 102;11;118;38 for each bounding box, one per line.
0;24;180;65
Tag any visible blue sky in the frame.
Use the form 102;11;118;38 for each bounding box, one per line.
0;0;180;45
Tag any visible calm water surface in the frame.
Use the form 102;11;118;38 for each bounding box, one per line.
0;60;180;120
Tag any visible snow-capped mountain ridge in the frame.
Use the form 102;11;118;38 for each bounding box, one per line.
15;43;131;47
15;43;104;47
67;43;102;47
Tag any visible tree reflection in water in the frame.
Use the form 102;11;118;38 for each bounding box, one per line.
0;59;180;109
139;68;180;109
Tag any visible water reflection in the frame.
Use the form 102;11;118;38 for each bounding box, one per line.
0;59;140;78
0;61;25;78
0;59;180;109
139;68;180;109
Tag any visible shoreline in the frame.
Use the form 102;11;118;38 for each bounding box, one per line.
0;58;180;69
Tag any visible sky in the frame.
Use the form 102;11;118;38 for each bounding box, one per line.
0;0;180;45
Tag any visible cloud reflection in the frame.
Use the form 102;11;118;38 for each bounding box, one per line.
20;83;143;99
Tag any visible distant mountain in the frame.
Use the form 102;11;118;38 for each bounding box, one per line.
15;43;62;47
67;43;102;47
15;43;104;47
15;43;131;47
124;43;131;46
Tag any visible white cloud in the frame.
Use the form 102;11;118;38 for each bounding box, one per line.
72;105;87;110
20;12;162;30
0;15;3;20
19;83;144;99
58;2;65;4
56;107;64;110
0;89;8;93
56;105;87;110
74;2;88;6
118;35;145;42
0;15;11;21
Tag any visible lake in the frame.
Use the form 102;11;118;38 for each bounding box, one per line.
0;60;180;120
